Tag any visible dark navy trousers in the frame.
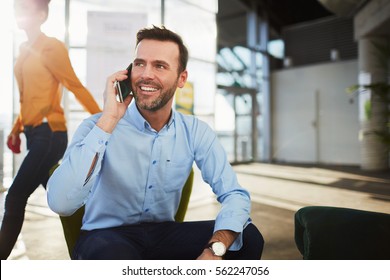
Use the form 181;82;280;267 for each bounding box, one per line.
73;221;264;260
0;123;67;259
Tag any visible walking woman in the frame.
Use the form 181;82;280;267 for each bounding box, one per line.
0;0;101;259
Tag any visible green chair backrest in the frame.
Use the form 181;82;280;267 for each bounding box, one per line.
59;168;194;257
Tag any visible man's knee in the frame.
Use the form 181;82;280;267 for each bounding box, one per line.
73;230;141;260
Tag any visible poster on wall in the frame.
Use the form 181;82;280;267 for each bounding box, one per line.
175;82;194;115
87;11;147;105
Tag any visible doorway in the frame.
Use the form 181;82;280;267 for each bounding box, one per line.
216;85;257;164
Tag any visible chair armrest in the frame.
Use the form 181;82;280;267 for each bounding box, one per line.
60;206;85;257
294;206;390;259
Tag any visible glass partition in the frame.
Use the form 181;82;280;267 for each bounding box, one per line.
2;0;218;183
165;0;217;125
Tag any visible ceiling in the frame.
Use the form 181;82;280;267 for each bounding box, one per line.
242;0;334;33
217;0;335;49
217;0;390;51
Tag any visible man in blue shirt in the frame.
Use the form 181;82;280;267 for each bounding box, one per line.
47;26;264;260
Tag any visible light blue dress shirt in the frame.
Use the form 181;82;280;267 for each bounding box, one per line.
47;101;251;250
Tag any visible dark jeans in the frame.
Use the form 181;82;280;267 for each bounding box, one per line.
73;221;264;260
0;123;67;259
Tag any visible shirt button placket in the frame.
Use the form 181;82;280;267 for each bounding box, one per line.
144;134;160;219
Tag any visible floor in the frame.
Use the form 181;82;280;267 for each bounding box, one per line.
2;162;390;260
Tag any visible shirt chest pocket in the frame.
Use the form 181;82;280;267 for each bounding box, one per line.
163;158;193;193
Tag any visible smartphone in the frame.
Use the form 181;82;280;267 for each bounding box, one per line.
115;63;133;103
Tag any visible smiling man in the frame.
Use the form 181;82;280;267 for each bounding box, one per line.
47;26;264;260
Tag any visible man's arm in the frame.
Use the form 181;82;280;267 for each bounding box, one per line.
83;70;133;182
47;71;132;215
193;122;252;260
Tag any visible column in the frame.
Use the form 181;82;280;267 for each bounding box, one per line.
358;36;389;170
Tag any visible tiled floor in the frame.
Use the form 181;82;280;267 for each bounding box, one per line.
2;163;390;260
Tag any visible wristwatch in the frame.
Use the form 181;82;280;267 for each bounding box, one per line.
207;241;226;257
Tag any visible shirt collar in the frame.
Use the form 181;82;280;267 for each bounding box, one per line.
127;100;176;132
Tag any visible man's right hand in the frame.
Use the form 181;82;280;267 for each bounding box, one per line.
96;70;133;133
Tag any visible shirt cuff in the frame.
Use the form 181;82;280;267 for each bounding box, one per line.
214;218;251;251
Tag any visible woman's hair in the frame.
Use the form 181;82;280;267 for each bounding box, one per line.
15;0;50;17
34;0;51;12
136;25;188;74
33;0;50;21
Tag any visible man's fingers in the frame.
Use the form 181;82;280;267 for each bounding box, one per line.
109;70;128;84
123;94;133;106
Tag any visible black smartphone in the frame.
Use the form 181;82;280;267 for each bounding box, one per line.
116;63;133;103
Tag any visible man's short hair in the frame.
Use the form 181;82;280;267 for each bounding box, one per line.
136;25;188;74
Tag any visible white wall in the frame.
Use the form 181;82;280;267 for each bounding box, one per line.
272;60;360;165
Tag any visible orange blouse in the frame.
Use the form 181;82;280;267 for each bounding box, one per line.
11;33;101;134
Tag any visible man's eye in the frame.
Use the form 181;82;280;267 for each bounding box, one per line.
156;64;166;69
134;62;144;67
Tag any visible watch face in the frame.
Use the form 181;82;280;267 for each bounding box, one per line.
211;242;226;256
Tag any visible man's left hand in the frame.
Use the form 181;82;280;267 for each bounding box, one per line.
196;248;223;260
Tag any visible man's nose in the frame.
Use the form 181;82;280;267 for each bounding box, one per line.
140;65;155;79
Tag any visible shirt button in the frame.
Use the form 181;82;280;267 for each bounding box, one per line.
105;141;108;145
152;160;157;164
148;185;153;189
144;208;149;212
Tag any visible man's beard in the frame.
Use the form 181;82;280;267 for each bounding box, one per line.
134;80;178;112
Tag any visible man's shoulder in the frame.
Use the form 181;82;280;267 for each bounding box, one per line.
174;111;213;134
175;110;196;122
175;111;204;128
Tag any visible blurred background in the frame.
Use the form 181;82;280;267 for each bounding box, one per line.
2;0;390;188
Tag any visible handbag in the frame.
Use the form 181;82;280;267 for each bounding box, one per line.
7;134;21;154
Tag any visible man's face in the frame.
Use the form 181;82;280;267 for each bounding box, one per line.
131;39;187;112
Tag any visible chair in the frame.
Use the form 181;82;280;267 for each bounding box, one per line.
59;168;194;257
294;206;390;259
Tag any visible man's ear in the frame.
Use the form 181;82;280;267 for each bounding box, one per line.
177;70;188;88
